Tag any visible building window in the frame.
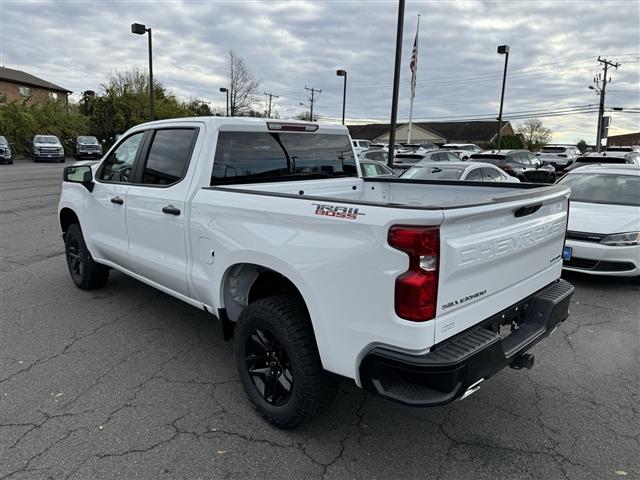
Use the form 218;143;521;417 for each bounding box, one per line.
0;93;6;105
19;86;32;98
49;91;58;100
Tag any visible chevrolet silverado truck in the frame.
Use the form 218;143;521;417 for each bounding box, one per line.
58;117;574;428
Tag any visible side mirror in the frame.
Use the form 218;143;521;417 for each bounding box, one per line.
63;165;94;192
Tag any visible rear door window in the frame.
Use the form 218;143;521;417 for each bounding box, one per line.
482;167;505;182
465;168;484;181
140;129;198;186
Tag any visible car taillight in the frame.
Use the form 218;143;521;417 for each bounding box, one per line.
388;226;439;322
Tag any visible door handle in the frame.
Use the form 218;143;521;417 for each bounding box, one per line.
162;205;181;216
110;196;124;205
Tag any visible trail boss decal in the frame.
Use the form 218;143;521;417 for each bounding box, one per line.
312;203;365;220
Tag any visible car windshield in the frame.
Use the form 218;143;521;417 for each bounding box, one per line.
35;136;58;143
469;154;512;165
78;136;98;143
541;147;566;153
0;136;7;144
401;166;466;180
578;156;629;164
558;173;640;206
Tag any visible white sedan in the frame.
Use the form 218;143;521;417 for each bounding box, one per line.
400;161;519;182
558;165;640;278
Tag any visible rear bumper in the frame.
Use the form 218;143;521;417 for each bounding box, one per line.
359;279;574;406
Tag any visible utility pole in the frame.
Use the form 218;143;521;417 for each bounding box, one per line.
264;91;278;118
304;86;322;121
593;56;620;152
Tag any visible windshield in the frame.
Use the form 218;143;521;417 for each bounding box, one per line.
34;136;58;144
401;166;466;180
211;132;357;185
541;147;567;153
559;173;640;206
0;136;7;145
77;136;98;144
469;154;512;165
577;156;629;164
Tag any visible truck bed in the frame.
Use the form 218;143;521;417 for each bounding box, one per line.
209;176;565;210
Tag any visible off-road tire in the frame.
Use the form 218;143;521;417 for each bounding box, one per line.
64;223;109;290
234;295;337;429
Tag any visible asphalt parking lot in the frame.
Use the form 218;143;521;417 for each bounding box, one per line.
1;159;638;480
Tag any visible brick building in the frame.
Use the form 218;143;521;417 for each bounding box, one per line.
0;67;71;107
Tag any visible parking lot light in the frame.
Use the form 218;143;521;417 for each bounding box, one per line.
219;88;229;116
131;23;154;121
496;44;509;150
336;69;347;125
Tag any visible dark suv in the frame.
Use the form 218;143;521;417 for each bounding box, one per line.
0;136;12;164
74;136;103;160
469;150;556;183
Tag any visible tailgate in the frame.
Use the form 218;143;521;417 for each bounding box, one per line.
434;187;569;343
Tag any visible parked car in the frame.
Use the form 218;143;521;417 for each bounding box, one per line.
558;165;639;279
562;151;640;174
469;150;556;183
32;135;65;163
352;139;373;156
394;149;459;169
58;117;573;428
74;135;103;160
400;161;519;183
536;145;580;170
441;143;482;160
0;135;12;164
359;159;396;178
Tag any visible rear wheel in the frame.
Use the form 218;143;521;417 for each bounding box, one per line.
64;223;109;290
234;295;337;429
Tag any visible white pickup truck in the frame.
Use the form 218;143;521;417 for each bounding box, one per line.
58;117;574;428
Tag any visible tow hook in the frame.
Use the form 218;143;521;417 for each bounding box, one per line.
510;353;535;370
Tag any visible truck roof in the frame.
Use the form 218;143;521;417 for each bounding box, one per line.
133;117;349;135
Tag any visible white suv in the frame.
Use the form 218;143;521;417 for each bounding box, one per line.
537;145;580;170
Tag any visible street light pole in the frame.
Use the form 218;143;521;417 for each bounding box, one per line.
388;0;405;168
220;88;229;116
496;44;510;150
336;69;347;125
131;23;154;121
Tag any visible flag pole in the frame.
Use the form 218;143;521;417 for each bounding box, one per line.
407;14;419;144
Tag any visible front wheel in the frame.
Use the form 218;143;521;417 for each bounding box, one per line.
234;295;337;429
64;223;109;290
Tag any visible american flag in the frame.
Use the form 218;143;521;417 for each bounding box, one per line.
409;17;419;99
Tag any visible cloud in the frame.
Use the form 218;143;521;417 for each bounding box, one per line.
2;0;638;143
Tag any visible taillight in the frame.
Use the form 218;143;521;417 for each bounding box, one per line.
388;226;439;322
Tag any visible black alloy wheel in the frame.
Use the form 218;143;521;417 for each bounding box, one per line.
66;234;84;283
245;328;294;406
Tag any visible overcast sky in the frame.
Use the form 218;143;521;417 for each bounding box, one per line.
2;0;638;143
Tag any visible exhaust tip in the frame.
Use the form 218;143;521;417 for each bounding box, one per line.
458;378;484;401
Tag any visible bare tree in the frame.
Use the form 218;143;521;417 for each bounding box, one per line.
516;119;552;150
227;50;260;116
